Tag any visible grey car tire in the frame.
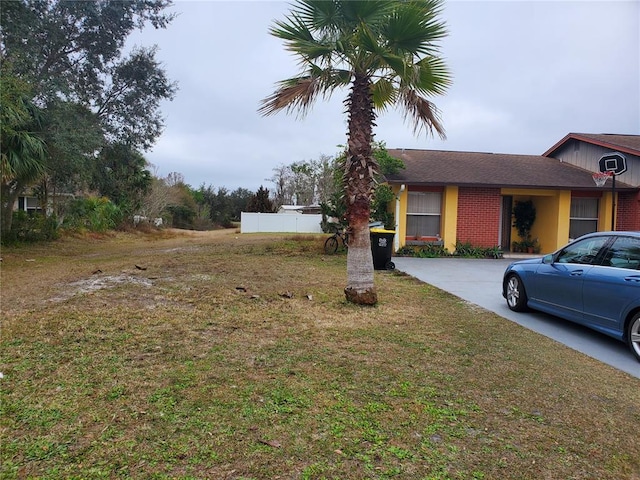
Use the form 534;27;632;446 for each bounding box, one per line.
627;313;640;362
505;273;528;312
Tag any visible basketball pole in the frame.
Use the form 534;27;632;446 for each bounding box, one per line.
611;173;615;231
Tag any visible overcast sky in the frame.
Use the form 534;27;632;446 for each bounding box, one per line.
126;0;640;191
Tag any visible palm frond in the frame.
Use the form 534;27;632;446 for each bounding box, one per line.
263;0;451;138
259;68;351;118
399;89;446;139
340;1;393;26
371;78;396;111
378;51;409;78
271;15;335;65
258;76;319;118
413;56;452;96
270;15;314;43
295;0;341;31
1;129;46;183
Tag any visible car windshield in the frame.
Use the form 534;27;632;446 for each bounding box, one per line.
556;236;609;265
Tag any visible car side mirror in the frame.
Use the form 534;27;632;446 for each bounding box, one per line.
542;254;554;264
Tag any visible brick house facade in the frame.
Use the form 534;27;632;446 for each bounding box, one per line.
385;133;640;254
616;192;640;231
456;188;502;247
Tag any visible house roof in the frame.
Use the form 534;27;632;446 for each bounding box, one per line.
543;133;640;158
384;148;637;191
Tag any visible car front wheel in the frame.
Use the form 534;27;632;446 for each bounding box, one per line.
505;273;528;312
627;313;640;362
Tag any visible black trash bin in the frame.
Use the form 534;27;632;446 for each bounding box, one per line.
370;228;395;270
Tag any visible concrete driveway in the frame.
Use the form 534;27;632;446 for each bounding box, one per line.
392;256;640;380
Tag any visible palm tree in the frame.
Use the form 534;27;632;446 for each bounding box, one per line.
1;71;47;237
260;0;451;305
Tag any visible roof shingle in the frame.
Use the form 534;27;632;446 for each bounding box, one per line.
384;149;636;190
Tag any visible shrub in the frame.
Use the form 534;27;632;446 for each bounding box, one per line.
454;240;484;257
397;244;450;258
2;211;59;244
62;197;123;232
455;241;504;258
397;242;503;259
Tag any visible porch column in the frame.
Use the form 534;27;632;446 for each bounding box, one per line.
441;186;458;252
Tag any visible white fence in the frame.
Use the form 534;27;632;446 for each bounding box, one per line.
240;212;323;234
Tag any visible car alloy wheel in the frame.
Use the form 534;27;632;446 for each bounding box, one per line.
506;273;528;312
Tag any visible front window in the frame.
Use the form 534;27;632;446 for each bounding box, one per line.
18;196;42;213
569;197;598;240
406;191;441;238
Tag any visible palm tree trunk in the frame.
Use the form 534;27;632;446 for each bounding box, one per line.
343;72;378;305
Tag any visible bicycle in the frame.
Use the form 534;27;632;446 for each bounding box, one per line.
324;226;349;254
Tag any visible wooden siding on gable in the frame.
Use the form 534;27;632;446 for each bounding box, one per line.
551;139;640;187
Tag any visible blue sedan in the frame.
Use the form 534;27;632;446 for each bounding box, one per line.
503;231;640;362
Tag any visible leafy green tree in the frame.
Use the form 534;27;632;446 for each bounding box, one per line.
1;0;176;150
374;142;406;176
261;0;450;304
228;188;254;222
247;186;275;213
40;100;104;212
1;0;176;235
0;0;174;102
0;68;46;238
97;46;177;151
202;185;232;227
90;143;152;218
321;142;403;232
166;204;196;229
165;180;198;229
186;185;253;229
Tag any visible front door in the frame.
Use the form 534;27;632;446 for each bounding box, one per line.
501;196;512;251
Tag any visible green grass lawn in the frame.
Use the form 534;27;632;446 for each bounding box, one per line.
1;229;639;479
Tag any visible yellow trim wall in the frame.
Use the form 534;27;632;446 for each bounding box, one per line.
598;191;615;231
392;185;459;252
393;185;408;242
501;188;572;253
392;185;611;254
442;186;458;252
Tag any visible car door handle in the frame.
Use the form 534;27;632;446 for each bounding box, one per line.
624;275;640;282
570;270;584;276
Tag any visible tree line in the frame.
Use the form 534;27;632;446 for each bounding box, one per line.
147;143;402;232
1;0;176;241
0;0;278;241
0;0;391;243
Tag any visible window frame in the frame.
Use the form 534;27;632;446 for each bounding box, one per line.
569;197;599;240
406;191;442;239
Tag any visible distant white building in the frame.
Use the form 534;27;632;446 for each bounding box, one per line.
277;204;323;215
277;205;304;214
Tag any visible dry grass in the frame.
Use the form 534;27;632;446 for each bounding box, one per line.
1;229;639;480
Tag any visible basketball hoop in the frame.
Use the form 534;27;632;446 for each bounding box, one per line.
592;171;612;187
